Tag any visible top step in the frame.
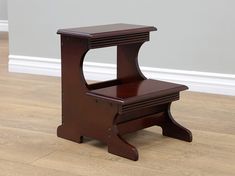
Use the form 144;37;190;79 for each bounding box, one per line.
57;23;157;39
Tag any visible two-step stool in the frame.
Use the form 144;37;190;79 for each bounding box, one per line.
57;23;192;161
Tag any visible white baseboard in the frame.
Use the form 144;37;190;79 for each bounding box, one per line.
0;20;8;32
8;55;235;96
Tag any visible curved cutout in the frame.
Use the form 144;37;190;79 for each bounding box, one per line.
80;49;90;87
83;46;117;85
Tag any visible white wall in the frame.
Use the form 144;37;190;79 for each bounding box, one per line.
7;0;235;95
0;0;7;20
8;0;235;74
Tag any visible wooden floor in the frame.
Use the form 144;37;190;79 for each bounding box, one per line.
0;32;235;176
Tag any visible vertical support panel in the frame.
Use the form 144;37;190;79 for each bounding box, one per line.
117;42;146;82
57;36;89;142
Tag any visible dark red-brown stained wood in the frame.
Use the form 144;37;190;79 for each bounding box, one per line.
57;23;192;161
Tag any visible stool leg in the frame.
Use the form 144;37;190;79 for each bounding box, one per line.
108;126;139;161
161;103;193;142
57;125;83;143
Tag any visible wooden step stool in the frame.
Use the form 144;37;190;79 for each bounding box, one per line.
57;23;192;161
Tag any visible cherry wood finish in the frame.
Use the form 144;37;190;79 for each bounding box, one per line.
57;23;192;161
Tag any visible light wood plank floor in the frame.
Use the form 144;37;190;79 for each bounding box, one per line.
0;32;235;176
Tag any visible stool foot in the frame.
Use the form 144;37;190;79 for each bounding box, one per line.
161;104;192;142
108;133;138;161
57;125;83;143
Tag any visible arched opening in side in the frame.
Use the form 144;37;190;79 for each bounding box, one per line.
82;46;119;90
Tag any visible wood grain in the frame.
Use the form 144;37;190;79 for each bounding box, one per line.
0;32;235;175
